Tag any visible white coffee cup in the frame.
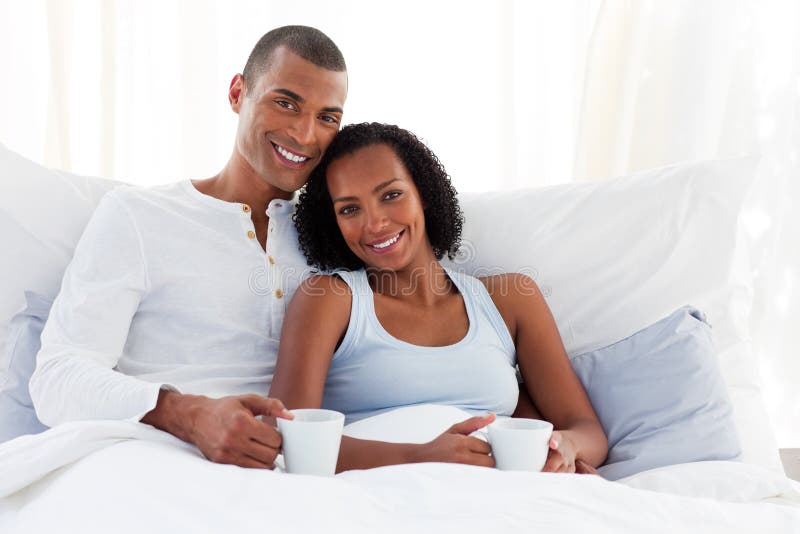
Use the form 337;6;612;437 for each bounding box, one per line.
277;409;345;476
487;418;554;471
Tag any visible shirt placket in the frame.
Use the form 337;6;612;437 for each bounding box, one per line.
265;200;289;338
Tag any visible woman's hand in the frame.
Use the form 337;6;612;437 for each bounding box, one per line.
417;414;496;468
542;430;577;473
575;459;599;475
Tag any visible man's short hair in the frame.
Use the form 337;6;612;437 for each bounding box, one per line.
242;26;346;92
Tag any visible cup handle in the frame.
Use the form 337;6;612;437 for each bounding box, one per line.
272;426;286;472
274;454;286;473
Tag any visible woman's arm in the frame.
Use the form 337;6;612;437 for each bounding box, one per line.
337;415;495;471
270;275;495;472
269;275;351;409
483;274;608;471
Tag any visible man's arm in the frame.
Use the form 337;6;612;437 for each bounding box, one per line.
30;190;161;424
29;190;290;468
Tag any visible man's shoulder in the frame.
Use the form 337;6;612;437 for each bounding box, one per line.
104;181;188;206
98;181;199;225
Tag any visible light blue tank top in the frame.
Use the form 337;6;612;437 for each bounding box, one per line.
321;268;519;424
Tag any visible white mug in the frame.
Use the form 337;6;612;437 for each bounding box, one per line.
277;409;345;476
487;418;553;471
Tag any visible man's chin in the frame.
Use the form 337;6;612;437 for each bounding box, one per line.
259;172;310;195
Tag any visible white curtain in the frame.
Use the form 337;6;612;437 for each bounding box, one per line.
575;0;800;448
0;0;602;190
0;0;797;445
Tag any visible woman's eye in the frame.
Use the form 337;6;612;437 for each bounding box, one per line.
338;206;358;216
383;191;402;201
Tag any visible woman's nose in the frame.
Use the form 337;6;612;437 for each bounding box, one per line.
364;208;388;233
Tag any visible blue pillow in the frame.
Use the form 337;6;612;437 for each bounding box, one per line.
0;291;52;443
571;306;741;480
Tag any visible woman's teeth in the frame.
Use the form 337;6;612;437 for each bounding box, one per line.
275;144;308;163
372;233;400;249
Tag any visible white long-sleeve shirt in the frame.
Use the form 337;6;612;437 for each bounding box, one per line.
30;181;312;426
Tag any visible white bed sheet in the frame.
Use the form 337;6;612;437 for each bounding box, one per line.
1;407;798;533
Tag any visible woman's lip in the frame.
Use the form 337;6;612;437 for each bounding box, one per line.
365;230;405;254
367;230;402;246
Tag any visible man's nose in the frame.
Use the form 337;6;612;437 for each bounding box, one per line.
287;113;316;148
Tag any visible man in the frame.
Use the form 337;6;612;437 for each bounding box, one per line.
29;26;348;470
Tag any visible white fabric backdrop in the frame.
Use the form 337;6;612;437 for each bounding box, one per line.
0;0;797;446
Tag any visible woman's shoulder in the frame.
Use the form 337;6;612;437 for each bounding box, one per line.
296;273;354;303
476;272;540;299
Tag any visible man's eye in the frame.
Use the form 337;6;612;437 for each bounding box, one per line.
276;100;296;111
320;115;340;124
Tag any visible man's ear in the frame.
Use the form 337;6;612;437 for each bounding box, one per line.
229;74;245;113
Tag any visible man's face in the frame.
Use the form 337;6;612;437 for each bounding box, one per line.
231;46;348;193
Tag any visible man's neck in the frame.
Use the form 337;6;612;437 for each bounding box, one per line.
195;150;293;215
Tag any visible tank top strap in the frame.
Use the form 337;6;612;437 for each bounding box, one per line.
330;269;369;359
444;268;516;355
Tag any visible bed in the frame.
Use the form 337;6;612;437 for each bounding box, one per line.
1;144;798;532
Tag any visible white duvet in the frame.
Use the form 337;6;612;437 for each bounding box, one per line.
1;406;798;534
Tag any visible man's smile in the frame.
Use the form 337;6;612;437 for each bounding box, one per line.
271;141;310;167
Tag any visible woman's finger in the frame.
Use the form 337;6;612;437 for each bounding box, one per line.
542;451;563;472
575;459;600;475
549;431;561;450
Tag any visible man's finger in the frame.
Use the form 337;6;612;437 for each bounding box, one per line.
468;453;496;468
448;413;496;436
240;395;293;419
466;436;492;455
240;438;281;466
247;418;283;449
237;454;275;470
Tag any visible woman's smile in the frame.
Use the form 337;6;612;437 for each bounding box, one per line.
366;229;405;253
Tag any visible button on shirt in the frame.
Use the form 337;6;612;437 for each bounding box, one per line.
30;181;313;425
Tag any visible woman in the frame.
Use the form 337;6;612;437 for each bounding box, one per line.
269;123;607;473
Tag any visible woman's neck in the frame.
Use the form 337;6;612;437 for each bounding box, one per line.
366;259;454;306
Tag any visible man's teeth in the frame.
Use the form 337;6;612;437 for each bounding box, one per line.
372;233;400;249
275;144;308;163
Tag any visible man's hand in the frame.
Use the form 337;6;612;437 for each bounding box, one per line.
416;414;496;467
142;390;293;469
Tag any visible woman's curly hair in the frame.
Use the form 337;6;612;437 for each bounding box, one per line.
294;122;463;271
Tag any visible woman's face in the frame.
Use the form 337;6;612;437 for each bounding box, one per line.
326;143;433;272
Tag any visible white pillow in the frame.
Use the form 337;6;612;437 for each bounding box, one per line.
445;157;782;471
0;144;120;377
0;146;779;471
